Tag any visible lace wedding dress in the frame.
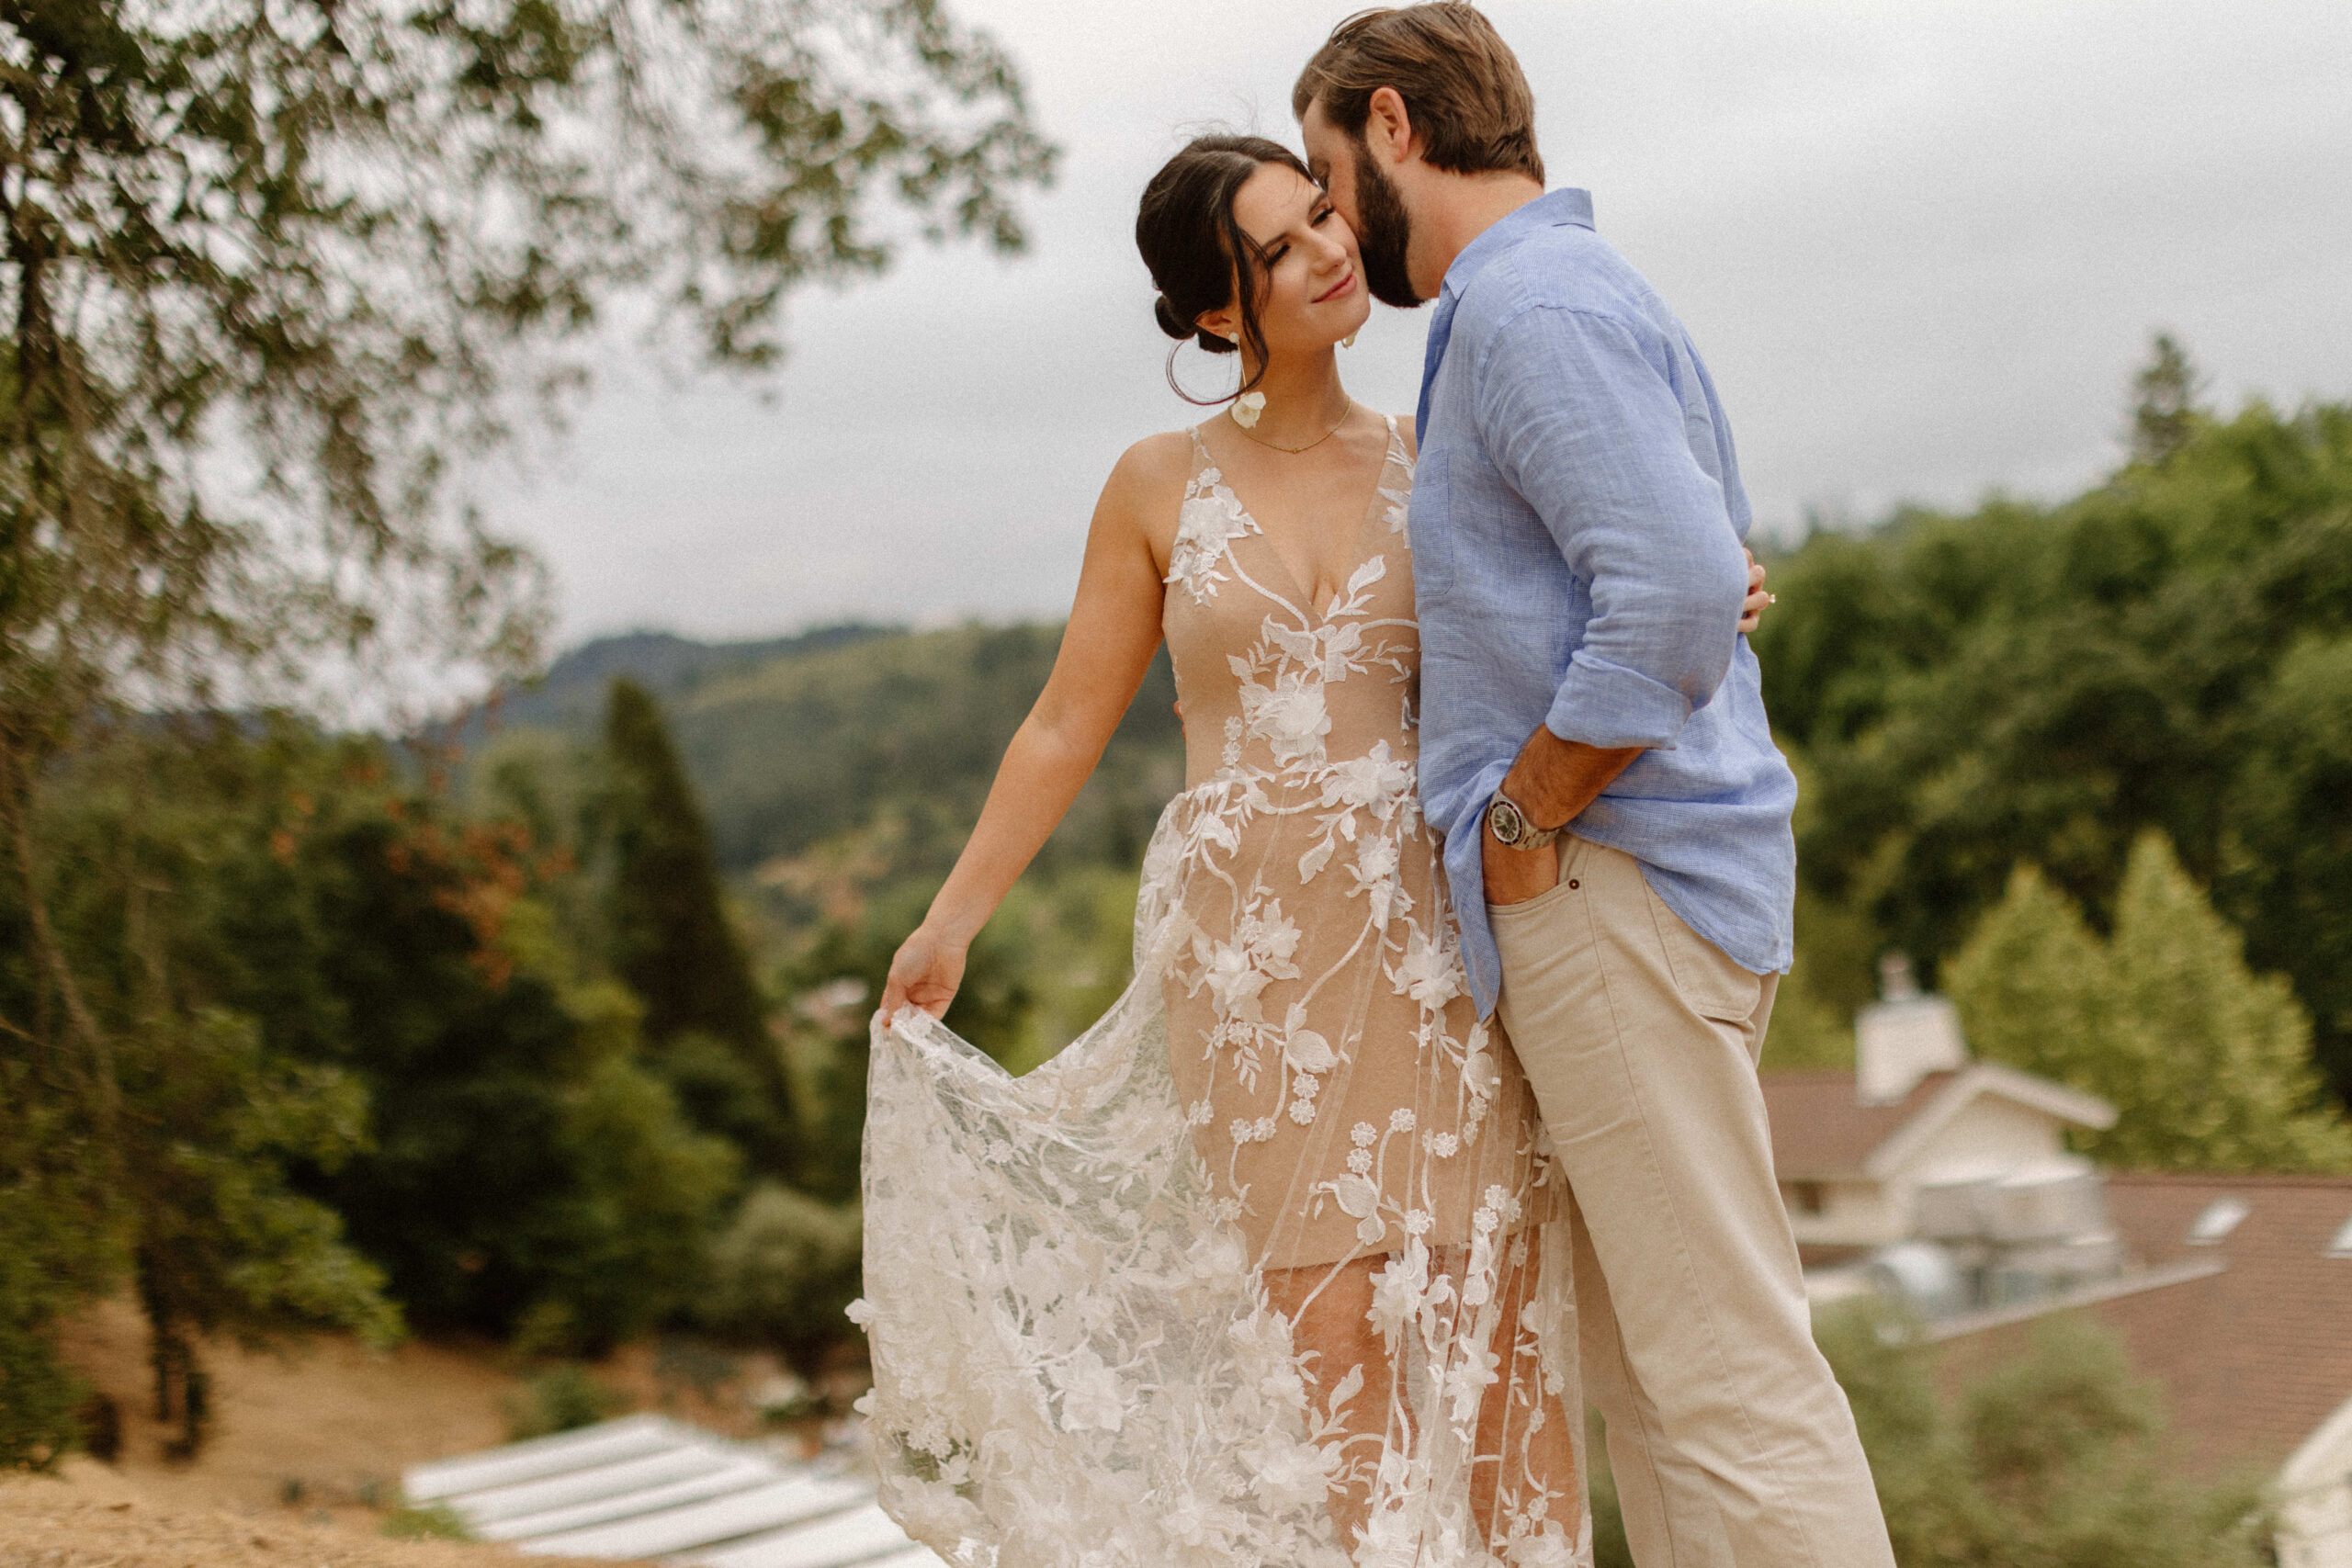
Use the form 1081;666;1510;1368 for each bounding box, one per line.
857;416;1589;1568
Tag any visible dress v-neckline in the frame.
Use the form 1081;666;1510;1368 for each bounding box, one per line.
1195;414;1401;622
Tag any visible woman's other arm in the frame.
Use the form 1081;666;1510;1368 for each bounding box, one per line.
877;438;1182;1022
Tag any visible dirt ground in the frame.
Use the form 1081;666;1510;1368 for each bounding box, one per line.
0;1463;616;1568
1;1298;808;1562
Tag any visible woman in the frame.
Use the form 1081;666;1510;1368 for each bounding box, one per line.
855;135;1767;1568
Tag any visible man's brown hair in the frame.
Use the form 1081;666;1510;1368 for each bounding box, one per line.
1293;5;1544;185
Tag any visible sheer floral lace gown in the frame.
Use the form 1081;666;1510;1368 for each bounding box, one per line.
858;416;1589;1568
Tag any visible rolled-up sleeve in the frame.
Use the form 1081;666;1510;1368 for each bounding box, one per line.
1475;306;1747;750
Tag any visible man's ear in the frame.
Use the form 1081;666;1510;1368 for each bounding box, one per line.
1364;85;1414;166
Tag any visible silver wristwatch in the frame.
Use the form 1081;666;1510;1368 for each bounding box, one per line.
1487;789;1566;852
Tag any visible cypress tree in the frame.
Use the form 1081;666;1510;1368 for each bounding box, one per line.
600;679;800;1179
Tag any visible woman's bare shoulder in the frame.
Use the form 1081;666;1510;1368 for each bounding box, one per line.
1109;429;1195;486
1098;429;1196;519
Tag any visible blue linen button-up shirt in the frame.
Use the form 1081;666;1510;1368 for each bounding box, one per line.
1412;188;1798;1018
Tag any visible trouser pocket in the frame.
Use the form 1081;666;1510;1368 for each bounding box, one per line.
1644;880;1762;1026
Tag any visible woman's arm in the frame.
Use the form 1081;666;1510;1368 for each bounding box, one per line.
877;439;1180;1023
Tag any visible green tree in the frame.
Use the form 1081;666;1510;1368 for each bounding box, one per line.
1947;834;2352;1172
1594;1303;2268;1568
123;1011;401;1457
695;1181;865;1375
9;725;404;1456
216;739;741;1350
2129;332;2204;466
600;678;800;1179
1;0;1050;1462
1754;389;2352;1100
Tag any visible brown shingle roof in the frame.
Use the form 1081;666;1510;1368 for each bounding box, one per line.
1758;1069;1959;1179
1939;1172;2352;1474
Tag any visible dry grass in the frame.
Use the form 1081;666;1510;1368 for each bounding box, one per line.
6;1298;824;1562
46;1298;524;1530
0;1465;616;1568
5;1299;641;1562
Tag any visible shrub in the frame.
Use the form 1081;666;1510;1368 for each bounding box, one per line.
695;1182;864;1374
503;1364;626;1441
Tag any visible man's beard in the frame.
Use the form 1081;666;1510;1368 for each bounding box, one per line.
1351;141;1423;308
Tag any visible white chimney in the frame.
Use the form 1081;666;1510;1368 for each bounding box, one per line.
1855;953;1969;1105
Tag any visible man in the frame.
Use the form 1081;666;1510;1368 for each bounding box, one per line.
1295;9;1896;1567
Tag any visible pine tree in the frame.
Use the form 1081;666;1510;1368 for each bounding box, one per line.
2128;332;2203;466
600;680;799;1179
1948;832;2352;1171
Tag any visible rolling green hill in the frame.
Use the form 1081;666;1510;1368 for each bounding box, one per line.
468;622;1182;932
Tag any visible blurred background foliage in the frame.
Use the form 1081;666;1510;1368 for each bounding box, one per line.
1590;1303;2273;1568
0;0;1053;1467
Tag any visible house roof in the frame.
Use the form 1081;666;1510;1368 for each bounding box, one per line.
1762;1069;1957;1179
1939;1172;2352;1475
1760;1064;2116;1180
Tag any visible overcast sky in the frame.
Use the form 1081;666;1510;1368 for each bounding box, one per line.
486;0;2352;649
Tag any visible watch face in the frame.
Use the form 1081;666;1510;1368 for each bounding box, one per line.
1490;797;1524;844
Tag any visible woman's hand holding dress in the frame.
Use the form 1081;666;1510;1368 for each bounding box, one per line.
878;927;966;1024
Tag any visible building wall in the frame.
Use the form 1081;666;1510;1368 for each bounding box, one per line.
1784;1095;2076;1249
2280;1394;2352;1568
1902;1097;2074;1186
1786;1180;1904;1248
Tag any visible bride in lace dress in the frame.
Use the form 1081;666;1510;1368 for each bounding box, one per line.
858;135;1762;1568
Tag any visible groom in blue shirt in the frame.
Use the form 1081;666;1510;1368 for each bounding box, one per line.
1299;9;1895;1566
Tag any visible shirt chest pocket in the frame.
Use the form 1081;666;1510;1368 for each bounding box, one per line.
1406;449;1453;596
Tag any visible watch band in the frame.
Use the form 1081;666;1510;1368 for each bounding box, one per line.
1487;789;1566;852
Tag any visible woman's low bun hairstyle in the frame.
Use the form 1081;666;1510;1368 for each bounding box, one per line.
1152;293;1209;347
1136;133;1312;403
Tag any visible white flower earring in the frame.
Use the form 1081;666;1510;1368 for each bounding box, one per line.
1232;390;1266;427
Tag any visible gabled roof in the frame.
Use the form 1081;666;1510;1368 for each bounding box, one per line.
1760;1064;2116;1181
2093;1174;2352;1472
1936;1173;2352;1475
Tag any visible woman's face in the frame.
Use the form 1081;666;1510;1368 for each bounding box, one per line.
1205;162;1373;359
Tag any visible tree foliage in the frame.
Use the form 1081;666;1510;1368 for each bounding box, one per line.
153;722;740;1351
0;0;1049;1461
1598;1304;2270;1568
695;1180;864;1374
5;722;405;1456
1753;344;2352;1100
1946;833;2352;1172
600;678;799;1179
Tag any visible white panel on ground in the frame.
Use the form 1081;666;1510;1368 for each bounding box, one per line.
404;1415;695;1502
517;1472;873;1559
457;1442;746;1526
675;1502;921;1568
479;1457;779;1540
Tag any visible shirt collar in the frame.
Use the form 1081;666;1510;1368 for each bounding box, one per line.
1435;186;1596;306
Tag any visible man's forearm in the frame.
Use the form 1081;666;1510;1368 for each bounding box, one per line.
1501;724;1643;829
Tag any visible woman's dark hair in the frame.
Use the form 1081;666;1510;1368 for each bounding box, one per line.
1136;134;1313;405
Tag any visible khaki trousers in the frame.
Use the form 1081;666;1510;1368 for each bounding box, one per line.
1490;836;1894;1568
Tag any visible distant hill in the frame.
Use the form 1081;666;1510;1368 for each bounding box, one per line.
461;622;1183;897
449;624;894;746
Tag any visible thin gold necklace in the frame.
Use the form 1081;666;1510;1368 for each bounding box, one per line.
1232;399;1353;455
